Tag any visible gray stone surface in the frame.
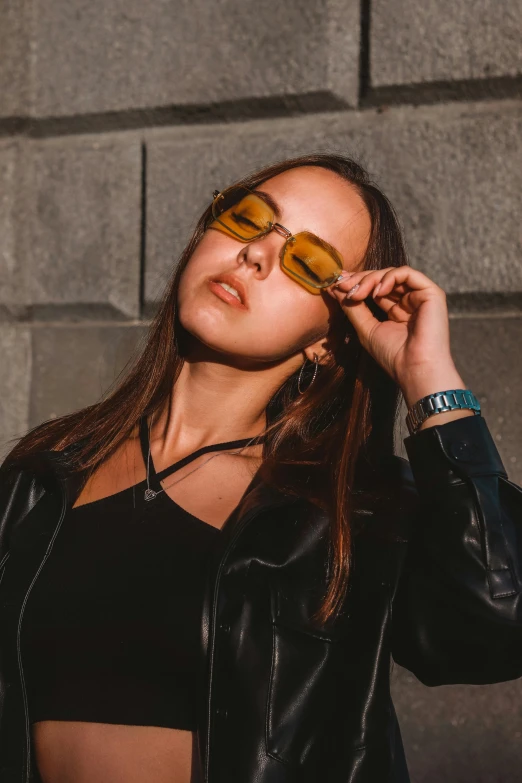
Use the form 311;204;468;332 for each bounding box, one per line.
0;141;25;312
17;136;142;317
0;0;30;117
145;100;522;303
0;326;32;461
391;663;522;783
22;0;360;118
371;0;522;87
29;324;148;426
394;314;522;487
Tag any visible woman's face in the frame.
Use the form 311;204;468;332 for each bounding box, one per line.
177;166;372;367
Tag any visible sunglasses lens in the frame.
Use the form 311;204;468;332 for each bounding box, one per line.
210;186;273;240
282;231;343;291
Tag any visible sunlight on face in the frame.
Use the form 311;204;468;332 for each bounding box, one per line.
177;166;372;366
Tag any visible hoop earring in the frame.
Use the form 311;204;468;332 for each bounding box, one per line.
298;352;320;395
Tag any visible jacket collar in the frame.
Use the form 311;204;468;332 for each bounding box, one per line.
8;442;302;524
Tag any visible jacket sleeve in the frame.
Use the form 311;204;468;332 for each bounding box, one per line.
390;413;522;686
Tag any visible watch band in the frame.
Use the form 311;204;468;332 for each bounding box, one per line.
405;388;481;436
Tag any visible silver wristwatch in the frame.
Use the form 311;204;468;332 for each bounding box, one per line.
405;389;481;436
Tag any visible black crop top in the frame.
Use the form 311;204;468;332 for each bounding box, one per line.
21;418;264;730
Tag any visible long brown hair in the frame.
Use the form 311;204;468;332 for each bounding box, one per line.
2;153;408;625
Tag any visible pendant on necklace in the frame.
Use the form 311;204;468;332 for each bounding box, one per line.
144;488;157;501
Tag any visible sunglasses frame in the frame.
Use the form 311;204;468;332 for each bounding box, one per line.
210;186;345;293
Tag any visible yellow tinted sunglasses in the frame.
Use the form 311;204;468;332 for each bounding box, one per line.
208;185;345;295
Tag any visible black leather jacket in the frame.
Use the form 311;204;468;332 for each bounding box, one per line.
1;414;521;783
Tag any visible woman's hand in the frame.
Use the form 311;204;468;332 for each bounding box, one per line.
327;265;471;411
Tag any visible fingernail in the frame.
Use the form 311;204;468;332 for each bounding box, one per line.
373;283;382;297
345;283;360;299
333;271;354;287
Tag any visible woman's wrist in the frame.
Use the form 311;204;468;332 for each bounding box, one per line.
400;363;478;433
399;363;467;409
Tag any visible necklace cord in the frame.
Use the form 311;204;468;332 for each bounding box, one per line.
144;412;264;501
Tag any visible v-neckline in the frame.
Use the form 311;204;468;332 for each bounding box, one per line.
137;415;267;529
138;416;265;486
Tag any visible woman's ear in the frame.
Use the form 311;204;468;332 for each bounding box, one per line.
304;337;332;365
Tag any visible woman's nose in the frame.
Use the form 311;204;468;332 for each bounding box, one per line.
241;232;283;271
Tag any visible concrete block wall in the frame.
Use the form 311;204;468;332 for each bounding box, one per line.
1;1;521;779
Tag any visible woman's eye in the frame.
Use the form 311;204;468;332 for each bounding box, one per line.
291;254;322;283
231;211;262;230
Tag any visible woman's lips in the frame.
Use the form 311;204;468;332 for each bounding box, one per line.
208;280;249;311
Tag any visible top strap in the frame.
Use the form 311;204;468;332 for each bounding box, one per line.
138;416;265;483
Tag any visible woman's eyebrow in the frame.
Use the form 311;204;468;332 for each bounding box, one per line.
252;190;282;220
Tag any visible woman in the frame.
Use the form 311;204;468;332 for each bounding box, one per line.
0;153;521;783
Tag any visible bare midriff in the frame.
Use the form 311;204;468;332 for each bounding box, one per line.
32;721;203;783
